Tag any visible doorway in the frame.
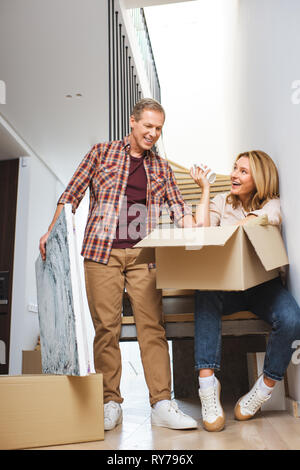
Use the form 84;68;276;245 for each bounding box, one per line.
0;159;19;374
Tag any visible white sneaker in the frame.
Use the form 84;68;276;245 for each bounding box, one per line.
104;401;123;431
199;377;225;432
234;376;272;421
151;400;198;430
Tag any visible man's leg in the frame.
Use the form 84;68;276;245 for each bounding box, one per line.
124;248;197;429
124;249;171;406
84;251;125;404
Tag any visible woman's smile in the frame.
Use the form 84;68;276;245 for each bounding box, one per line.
230;156;256;202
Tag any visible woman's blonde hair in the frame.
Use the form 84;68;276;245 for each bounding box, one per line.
227;150;280;211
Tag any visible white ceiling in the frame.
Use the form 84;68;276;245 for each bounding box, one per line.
0;118;28;160
0;0;110;184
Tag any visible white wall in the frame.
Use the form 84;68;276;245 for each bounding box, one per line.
144;0;239;173
11;156;63;372
234;0;300;401
9;158;30;374
9;152;95;374
9;154;62;373
0;0;109;373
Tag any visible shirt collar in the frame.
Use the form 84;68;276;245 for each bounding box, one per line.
122;134;153;159
122;135;131;151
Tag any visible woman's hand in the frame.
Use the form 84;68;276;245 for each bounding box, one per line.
190;164;211;190
191;164;212;227
235;215;257;226
236;214;269;227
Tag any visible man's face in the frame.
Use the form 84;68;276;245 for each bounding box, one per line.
130;109;165;153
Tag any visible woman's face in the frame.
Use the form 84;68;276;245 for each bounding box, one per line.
230;156;256;202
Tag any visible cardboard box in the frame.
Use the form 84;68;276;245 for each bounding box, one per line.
136;225;289;291
22;350;42;374
0;374;104;450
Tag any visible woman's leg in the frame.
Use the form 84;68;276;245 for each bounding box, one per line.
235;277;300;421
194;289;247;373
194;290;223;373
248;277;300;382
194;289;246;431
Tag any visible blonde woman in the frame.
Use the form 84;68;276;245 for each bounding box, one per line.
190;150;300;432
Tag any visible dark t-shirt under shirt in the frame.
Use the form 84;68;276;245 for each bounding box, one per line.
112;155;147;249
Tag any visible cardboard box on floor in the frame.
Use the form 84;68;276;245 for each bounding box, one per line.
22;350;42;374
0;374;104;450
136;225;289;291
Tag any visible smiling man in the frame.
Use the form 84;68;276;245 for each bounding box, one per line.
130;101;165;153
39;98;197;432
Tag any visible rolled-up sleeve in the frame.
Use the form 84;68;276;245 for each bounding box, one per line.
58;145;99;213
165;165;192;224
248;198;282;225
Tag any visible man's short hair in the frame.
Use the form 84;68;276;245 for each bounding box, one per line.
131;98;165;122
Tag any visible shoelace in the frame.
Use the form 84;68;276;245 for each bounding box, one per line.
104;401;119;410
201;389;219;418
104;401;120;420
243;388;269;414
168;400;182;415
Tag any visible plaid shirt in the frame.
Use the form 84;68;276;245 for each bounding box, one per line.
58;136;192;264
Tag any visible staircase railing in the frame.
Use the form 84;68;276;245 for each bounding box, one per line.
128;8;161;103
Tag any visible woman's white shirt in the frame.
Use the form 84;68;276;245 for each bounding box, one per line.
209;193;282;227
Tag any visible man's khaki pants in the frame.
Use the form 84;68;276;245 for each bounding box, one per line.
84;248;172;406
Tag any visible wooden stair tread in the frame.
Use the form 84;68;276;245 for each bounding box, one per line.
121;311;258;324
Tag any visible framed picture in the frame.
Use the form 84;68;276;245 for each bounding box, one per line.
35;205;90;376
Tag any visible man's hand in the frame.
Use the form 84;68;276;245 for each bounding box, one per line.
177;214;197;228
39;231;51;261
39;203;65;261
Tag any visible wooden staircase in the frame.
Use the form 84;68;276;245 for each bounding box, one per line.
159;160;231;225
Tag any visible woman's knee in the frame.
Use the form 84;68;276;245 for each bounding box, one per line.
274;302;300;338
195;290;222;307
288;311;300;338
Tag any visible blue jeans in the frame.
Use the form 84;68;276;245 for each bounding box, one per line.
194;278;300;381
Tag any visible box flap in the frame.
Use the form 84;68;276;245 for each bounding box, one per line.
243;225;289;271
135;226;239;248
